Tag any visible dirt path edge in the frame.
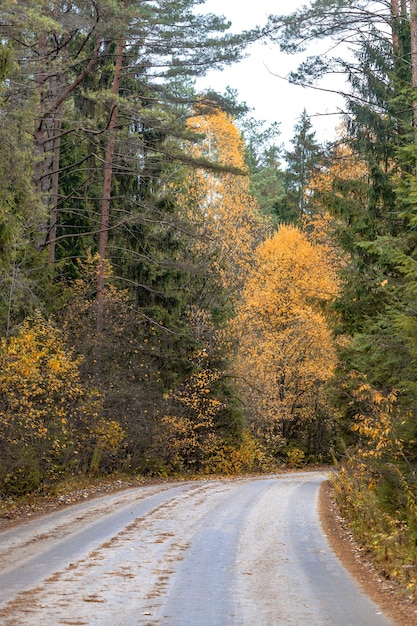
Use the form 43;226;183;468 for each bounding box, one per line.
319;479;417;626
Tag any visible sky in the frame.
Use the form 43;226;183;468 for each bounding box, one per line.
196;0;348;148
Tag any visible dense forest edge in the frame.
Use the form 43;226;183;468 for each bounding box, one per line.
1;0;417;605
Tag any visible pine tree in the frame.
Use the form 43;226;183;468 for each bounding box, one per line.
0;0;254;316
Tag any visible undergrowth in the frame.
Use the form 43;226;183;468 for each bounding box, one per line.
332;456;417;601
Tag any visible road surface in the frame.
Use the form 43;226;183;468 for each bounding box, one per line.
0;472;394;625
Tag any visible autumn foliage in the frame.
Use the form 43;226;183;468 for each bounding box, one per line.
179;109;269;295
142;110;272;473
232;224;339;459
0;108;343;495
333;376;417;598
152;352;265;475
0;315;125;495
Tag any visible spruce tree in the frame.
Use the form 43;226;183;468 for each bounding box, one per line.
276;110;323;224
240;117;284;221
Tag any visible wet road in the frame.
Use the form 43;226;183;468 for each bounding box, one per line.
0;472;394;625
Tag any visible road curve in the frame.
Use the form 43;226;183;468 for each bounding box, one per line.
0;472;394;625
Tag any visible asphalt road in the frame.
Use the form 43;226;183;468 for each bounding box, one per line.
0;472;394;625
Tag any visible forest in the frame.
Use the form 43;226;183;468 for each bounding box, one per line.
1;0;417;600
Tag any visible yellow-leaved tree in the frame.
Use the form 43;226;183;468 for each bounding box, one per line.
152;109;270;472
178;108;270;298
0;314;125;495
232;224;340;462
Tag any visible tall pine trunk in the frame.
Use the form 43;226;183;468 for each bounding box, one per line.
410;1;417;134
391;0;401;55
95;35;124;372
33;7;101;263
48;78;64;266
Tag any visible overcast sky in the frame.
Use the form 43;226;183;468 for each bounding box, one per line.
197;0;347;148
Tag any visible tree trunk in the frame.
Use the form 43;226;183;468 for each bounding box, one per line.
391;0;400;57
410;1;417;135
34;33;48;198
48;74;64;266
32;0;101;260
95;35;124;369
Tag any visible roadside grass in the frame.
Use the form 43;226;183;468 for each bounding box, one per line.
331;462;417;602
